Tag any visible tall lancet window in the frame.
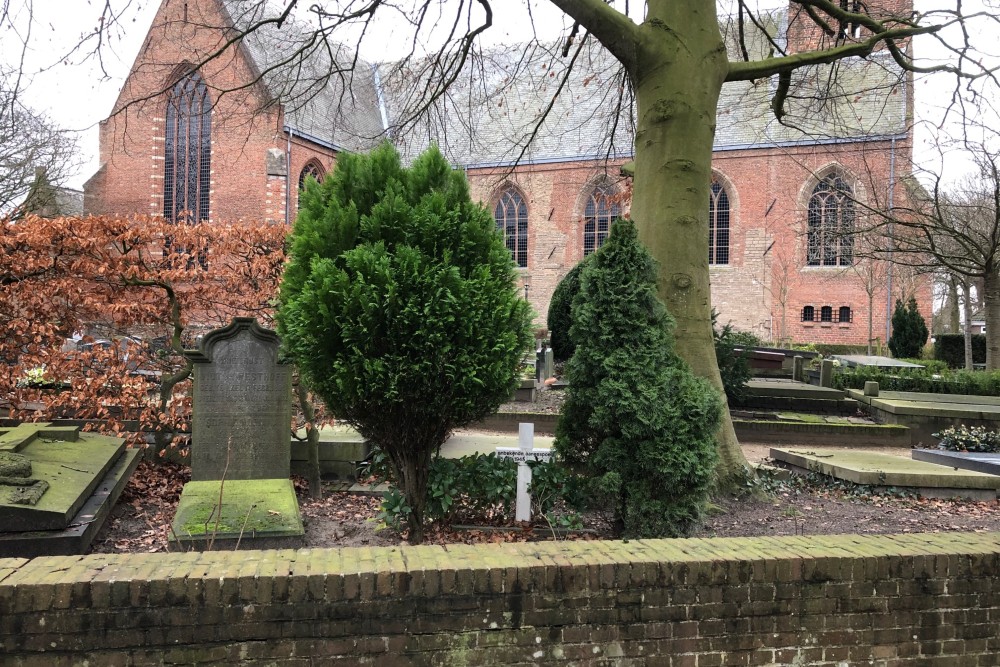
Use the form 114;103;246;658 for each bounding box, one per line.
494;187;528;268
709;180;730;265
807;172;855;266
163;70;211;223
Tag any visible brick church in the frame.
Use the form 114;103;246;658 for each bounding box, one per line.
84;0;931;347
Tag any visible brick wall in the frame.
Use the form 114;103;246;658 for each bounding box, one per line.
2;533;999;665
468;137;931;346
86;0;928;346
83;0;334;224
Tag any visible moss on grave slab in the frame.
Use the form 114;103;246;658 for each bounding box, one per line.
170;479;304;541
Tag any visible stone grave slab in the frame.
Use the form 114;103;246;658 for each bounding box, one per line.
173;318;302;546
771;447;1000;499
0;447;140;557
170;479;304;549
912;449;1000;476
0;423;139;557
832;355;925;369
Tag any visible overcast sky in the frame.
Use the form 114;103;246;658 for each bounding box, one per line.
3;0;995;190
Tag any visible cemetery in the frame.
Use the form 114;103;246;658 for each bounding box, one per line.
4;147;1000;663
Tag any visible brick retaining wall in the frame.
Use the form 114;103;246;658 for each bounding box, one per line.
2;533;999;665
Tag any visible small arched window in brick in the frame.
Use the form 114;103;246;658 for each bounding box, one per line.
807;172;855;267
583;185;619;256
820;306;833;322
494;187;528;268
802;306;815;322
709;181;730;265
839;306;852;323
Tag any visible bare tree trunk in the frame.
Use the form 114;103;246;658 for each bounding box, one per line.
294;381;322;500
630;3;750;491
947;274;961;334
962;278;974;371
867;291;875;356
984;271;1000;370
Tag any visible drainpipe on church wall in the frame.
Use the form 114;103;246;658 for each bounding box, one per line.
285;128;293;226
885;135;896;344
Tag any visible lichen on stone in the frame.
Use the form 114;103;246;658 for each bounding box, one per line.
0;452;31;478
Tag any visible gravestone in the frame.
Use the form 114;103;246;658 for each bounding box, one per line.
792;355;804;382
496;423;553;522
185;318;292;481
0;422;139;556
171;318;303;548
820;359;835;388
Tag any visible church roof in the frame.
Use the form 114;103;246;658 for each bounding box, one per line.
219;1;908;165
219;0;385;152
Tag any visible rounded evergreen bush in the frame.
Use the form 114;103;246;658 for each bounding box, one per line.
554;218;722;538
277;143;533;542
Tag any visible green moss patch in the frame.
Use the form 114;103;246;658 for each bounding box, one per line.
171;479;304;541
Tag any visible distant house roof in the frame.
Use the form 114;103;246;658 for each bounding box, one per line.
218;1;907;166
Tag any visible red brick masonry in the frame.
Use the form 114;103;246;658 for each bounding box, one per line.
2;533;998;665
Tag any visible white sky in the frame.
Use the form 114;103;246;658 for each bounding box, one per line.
2;0;996;190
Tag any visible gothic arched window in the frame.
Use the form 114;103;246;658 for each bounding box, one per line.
709;180;731;265
298;162;323;192
807;172;855;266
163;70;211;223
583;185;619;256
297;161;324;212
494;187;528;268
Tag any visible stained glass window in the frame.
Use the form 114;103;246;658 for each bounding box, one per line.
807;172;854;266
164;71;211;223
494;188;528;268
583;185;619;256
709;181;730;265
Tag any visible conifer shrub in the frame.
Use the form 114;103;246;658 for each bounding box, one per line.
554;219;722;538
712;310;761;404
277;143;533;543
889;297;929;359
546;255;592;362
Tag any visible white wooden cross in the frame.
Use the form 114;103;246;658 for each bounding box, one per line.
495;423;552;522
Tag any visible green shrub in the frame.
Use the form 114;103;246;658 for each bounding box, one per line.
554;219;722;538
834;367;1000;396
547;256;592;362
897;358;949;374
888;297;928;359
934;334;986;368
713;311;760;404
364;450;581;530
277;143;533;542
933;425;1000;453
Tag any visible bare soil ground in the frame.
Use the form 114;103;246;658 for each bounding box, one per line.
89;437;1000;554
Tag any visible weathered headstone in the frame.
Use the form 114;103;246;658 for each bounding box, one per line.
496;423;553;522
172;318;303;547
185;318;292;481
792;355;804;382
864;381;880;397
820;359;835;388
